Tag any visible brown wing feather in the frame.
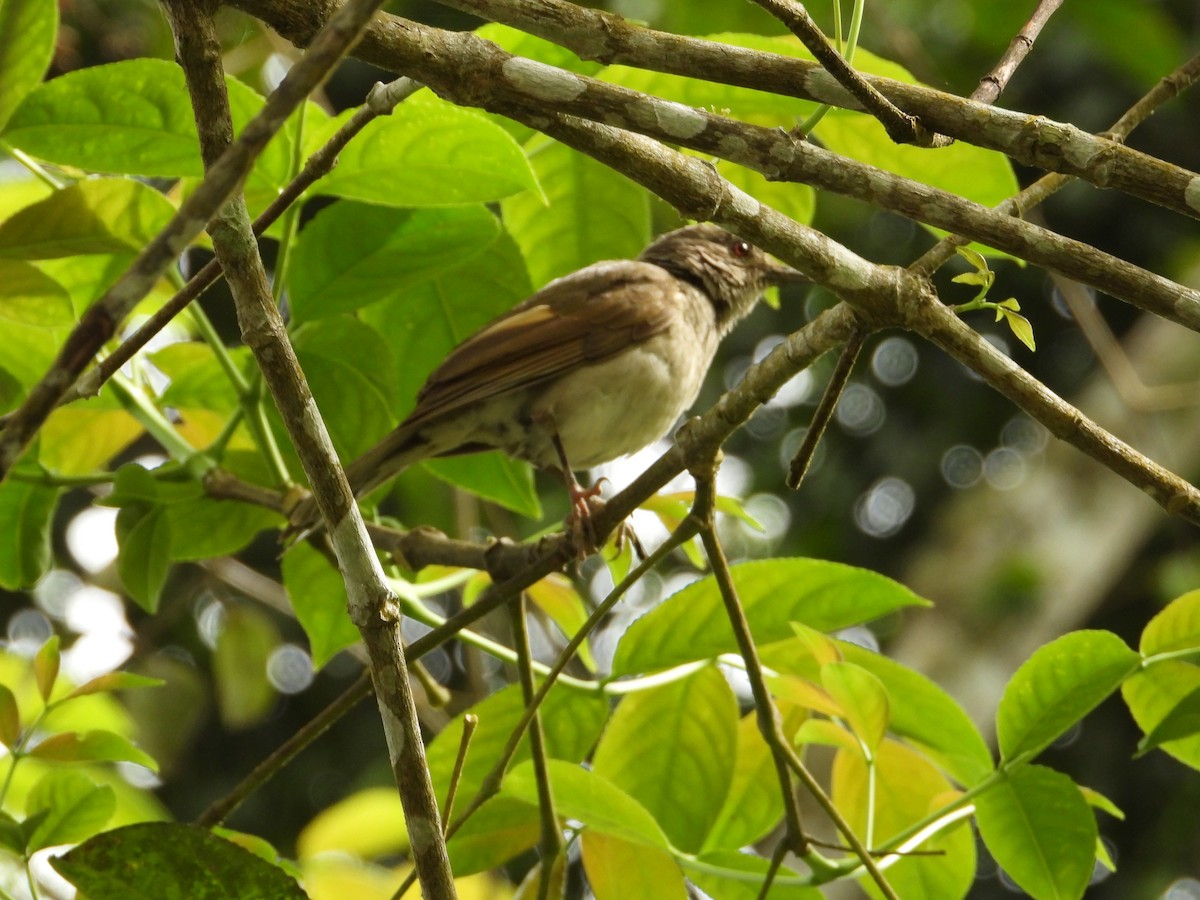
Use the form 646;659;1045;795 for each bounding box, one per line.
402;260;679;429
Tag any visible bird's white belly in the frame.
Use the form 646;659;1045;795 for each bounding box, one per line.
533;328;714;469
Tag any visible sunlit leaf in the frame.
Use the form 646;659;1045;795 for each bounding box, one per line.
832;739;974;900
612;558;929;676
25;770;116;853
996;630;1139;762
503;759;671;850
0;178;175;259
282;543;359;670
0;0;58;133
501;135;650;287
296;787;408;861
312;92;537;207
592;666;736;852
29;729;158;771
580;830;685;900
33;633;59;701
975;765;1096;900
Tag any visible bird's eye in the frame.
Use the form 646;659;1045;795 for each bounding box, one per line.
731;240;751;258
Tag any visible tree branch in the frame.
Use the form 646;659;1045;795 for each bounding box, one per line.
159;2;455;896
970;0;1063;105
749;0;926;145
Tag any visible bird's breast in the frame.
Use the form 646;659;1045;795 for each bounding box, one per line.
529;312;720;469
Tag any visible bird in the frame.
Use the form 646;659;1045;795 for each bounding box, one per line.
287;223;804;538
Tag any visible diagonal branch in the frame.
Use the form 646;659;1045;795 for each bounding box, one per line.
423;0;1200;222
971;0;1064;105
749;0;925;145
159;2;455;897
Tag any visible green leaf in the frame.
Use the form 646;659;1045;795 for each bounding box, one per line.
444;795;540;876
526;574;595;671
0;178;176;259
115;505;172;613
503;759;671;850
295;786;408;861
592;665;737;853
164;495;280;562
33;633;59;701
0;0;58;134
287;202;499;322
580;830;686;900
63;671;163;701
601;33;820;123
832;739;975;900
425;682;609;812
282;542;360;669
0;810;26;854
1002;308;1036;351
838;641;994;787
0;682;18;746
0;479;58;590
0;259;73;325
1078;785;1124;820
291;317;399;413
956;246;988;272
422;452;541;520
996;630;1139;762
821;660;889;753
1141;588;1200;655
25;770;116;853
213;606;279;730
501;134;650;287
6;58;199;176
1122;662;1200;771
975;765;1096;900
52;822;307;899
1134;683;1200;757
154;342;245;415
28;729;158;770
41;392;144;475
681;850;821;900
359;227;532;416
702;710;801;852
312;92;537;207
611;558;929;676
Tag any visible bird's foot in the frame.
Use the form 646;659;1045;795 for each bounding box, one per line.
566;478;607;556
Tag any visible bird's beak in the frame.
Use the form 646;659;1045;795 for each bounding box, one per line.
765;259;808;286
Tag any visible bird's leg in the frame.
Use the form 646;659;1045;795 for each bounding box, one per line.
536;414;605;552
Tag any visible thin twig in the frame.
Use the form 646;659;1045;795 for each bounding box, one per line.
787;328;867;490
972;0;1064;104
195;669;373;827
442;714;478;831
691;471;808;859
748;0;925;145
509;594;563;900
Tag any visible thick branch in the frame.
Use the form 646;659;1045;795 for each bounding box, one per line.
417;0;1200;222
160;2;455;896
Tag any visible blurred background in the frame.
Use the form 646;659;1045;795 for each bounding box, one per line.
3;0;1200;896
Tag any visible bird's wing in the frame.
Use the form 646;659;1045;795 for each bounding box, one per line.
402;260;680;429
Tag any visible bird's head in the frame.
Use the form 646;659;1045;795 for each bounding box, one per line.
639;223;806;327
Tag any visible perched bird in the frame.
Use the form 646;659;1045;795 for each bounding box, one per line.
289;223;803;535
